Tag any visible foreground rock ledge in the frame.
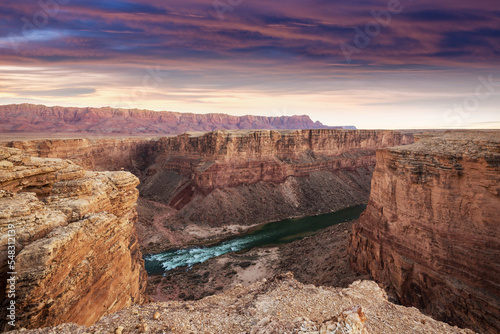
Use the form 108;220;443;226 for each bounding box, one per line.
349;131;500;334
0;147;147;331
8;273;473;334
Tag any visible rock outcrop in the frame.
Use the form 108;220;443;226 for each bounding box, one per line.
0;104;353;135
7;273;474;334
0;147;147;331
349;131;500;333
4;137;156;173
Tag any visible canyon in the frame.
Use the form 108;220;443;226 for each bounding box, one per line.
0;104;354;135
1;129;498;334
0;146;147;331
349;131;500;334
3;129;414;253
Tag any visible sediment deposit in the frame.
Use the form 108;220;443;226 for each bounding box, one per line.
349;131;500;333
0;147;147;330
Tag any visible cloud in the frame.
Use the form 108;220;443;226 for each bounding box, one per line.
0;0;498;129
18;88;97;97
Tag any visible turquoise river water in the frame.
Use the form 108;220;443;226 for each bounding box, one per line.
144;204;366;275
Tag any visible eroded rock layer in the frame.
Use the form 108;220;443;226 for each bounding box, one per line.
4;137;155;173
0;147;147;331
349;131;500;333
140;130;413;222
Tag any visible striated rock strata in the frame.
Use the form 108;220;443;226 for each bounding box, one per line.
349;131;500;333
4;137;156;173
0;147;147;331
0;103;354;135
8;273;473;334
136;129;413;250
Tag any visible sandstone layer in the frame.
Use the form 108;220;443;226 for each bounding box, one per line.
0;104;353;135
3;137;156;174
0;147;147;331
8;273;473;334
349;131;500;333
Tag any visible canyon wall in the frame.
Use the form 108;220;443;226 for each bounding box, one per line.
0;146;147;331
0;104;354;135
349;131;500;333
140;130;413;225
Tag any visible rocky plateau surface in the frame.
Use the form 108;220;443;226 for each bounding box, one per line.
8;273;474;334
0;104;353;135
349;131;500;334
0;147;147;331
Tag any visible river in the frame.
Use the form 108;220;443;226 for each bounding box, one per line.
144;204;366;275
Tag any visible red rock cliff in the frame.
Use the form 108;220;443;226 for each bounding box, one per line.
349;131;500;333
4;137;156;174
0;103;352;135
0;147;147;331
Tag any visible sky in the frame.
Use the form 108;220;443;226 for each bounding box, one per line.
0;0;499;129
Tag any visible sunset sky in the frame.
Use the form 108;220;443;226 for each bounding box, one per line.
0;0;499;129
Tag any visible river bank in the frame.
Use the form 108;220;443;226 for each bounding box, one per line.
146;219;370;302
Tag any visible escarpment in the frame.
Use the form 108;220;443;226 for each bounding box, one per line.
4;137;156;173
0;147;147;331
0;103;354;135
349;131;500;333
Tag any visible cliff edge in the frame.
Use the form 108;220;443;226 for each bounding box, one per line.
349;131;500;333
0;147;147;331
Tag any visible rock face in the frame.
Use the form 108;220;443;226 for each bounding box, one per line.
137;130;413;246
0;147;147;331
0;104;354;135
349;131;500;333
4;137;156;173
7;273;474;334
